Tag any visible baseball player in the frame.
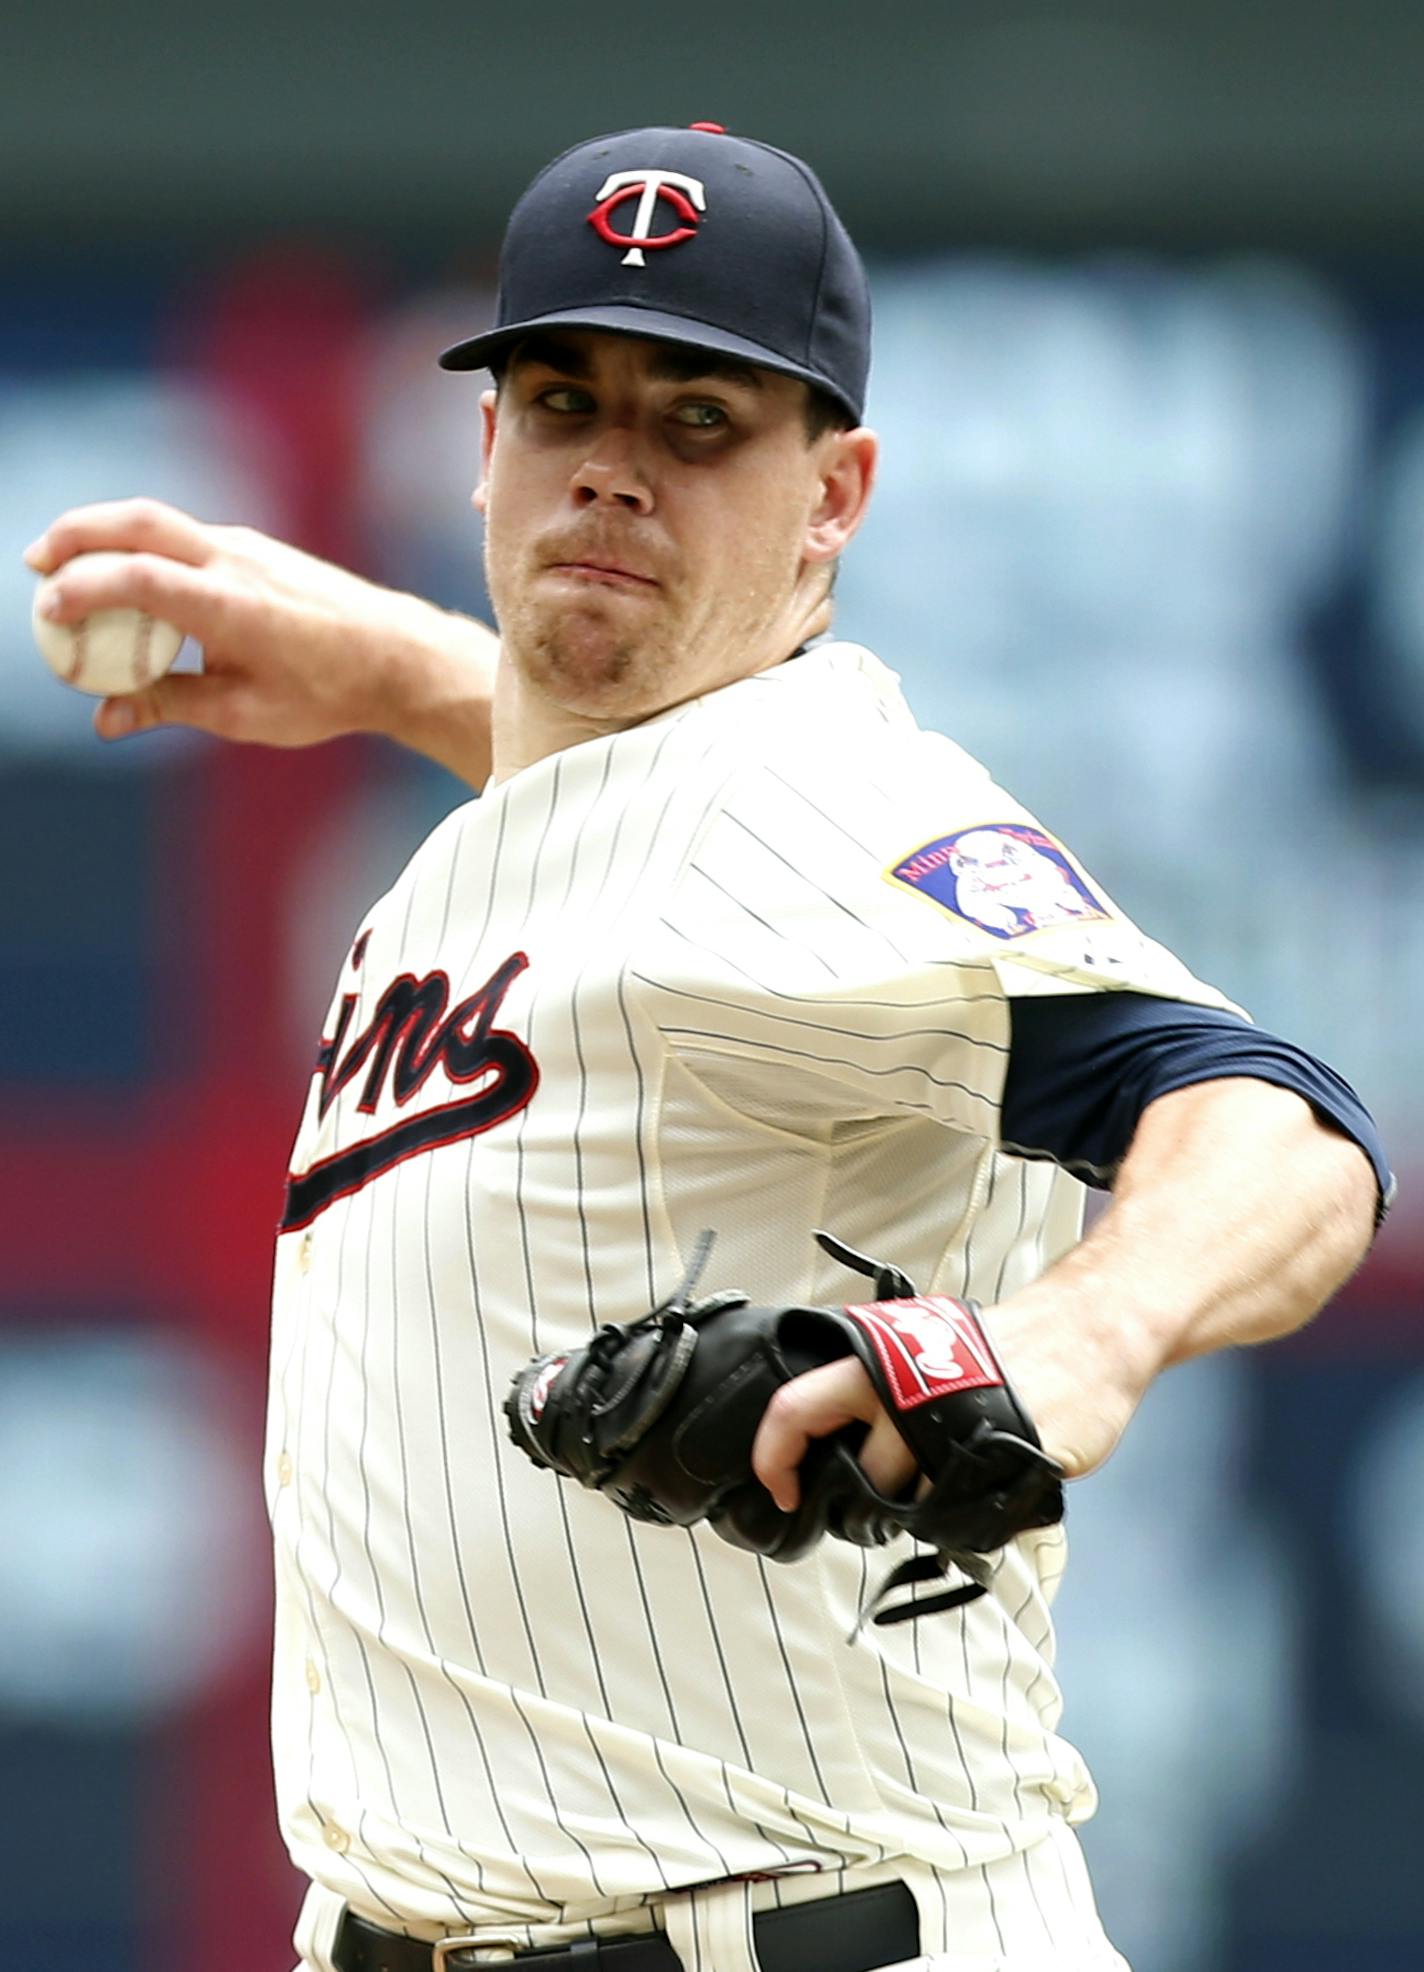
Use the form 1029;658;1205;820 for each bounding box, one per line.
27;124;1388;1972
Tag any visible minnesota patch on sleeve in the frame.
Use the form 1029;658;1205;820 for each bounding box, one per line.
885;823;1112;940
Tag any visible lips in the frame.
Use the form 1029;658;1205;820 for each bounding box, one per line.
540;536;662;588
549;559;659;588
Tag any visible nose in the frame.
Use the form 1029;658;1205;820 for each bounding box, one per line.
570;429;654;514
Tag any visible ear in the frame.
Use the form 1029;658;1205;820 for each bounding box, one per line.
472;389;498;515
802;427;878;567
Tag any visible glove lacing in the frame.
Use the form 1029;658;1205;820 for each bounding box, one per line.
573;1234;745;1474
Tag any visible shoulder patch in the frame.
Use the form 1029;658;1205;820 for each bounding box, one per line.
885;823;1111;941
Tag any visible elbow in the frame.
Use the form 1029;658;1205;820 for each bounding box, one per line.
1334;1135;1383;1270
1296;1129;1380;1324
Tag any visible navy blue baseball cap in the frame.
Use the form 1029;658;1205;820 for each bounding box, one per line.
438;122;871;424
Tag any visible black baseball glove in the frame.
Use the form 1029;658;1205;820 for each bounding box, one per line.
503;1233;1064;1628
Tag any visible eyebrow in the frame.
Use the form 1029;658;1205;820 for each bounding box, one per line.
508;332;766;394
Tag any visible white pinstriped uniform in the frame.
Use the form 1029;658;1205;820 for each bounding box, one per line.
270;643;1231;1970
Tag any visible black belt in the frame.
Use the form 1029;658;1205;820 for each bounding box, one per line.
333;1881;919;1972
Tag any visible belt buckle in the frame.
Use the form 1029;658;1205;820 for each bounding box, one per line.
433;1935;523;1968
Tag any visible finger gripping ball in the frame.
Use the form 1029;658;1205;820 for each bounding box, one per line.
32;553;185;697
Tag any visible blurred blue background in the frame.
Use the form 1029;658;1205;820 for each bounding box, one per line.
2;6;1421;1969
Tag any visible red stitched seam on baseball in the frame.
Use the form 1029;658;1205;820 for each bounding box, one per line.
135;613;155;687
67;619;86;684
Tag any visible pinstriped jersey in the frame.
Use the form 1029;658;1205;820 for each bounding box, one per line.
267;642;1233;1941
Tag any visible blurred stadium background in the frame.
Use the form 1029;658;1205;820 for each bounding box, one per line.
3;4;1422;1968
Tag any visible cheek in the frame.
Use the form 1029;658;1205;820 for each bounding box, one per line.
482;439;549;535
480;470;534;570
692;482;807;594
480;499;524;613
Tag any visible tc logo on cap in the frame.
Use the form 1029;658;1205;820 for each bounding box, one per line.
587;169;707;267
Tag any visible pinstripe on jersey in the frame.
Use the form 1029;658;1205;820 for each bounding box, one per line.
268;643;1231;1942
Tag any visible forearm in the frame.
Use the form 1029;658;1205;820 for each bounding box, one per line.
26;500;501;782
749;1076;1378;1508
987;1077;1378;1474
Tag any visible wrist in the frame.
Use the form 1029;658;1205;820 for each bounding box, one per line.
986;1271;1170;1440
371;598;498;785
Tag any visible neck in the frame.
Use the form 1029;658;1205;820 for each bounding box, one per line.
487;590;836;785
488;665;631;784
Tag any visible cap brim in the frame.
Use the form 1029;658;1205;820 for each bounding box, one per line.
437;305;861;422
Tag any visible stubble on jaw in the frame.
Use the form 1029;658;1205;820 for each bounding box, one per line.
528;551;800;721
485;527;668;716
530;623;638;704
512;592;661;715
488;479;816;722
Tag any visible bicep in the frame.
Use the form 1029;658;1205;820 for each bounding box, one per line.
1000;991;1393;1218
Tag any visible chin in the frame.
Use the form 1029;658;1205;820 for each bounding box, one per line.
529;616;665;715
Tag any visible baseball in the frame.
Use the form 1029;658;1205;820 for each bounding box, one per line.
32;552;185;697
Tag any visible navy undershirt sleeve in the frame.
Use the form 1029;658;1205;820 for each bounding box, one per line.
1000;992;1393;1220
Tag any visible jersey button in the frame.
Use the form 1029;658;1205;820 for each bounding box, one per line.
298;1232;313;1274
324;1824;350;1854
276;1451;294;1486
305;1658;321;1694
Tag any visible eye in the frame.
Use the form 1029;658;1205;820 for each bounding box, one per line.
537;385;595;414
671;401;730;430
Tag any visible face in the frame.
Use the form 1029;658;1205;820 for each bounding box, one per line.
951;833;1076;917
474;330;875;723
951;832;1043;899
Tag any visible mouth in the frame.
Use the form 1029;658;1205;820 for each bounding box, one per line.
545;560;661;591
